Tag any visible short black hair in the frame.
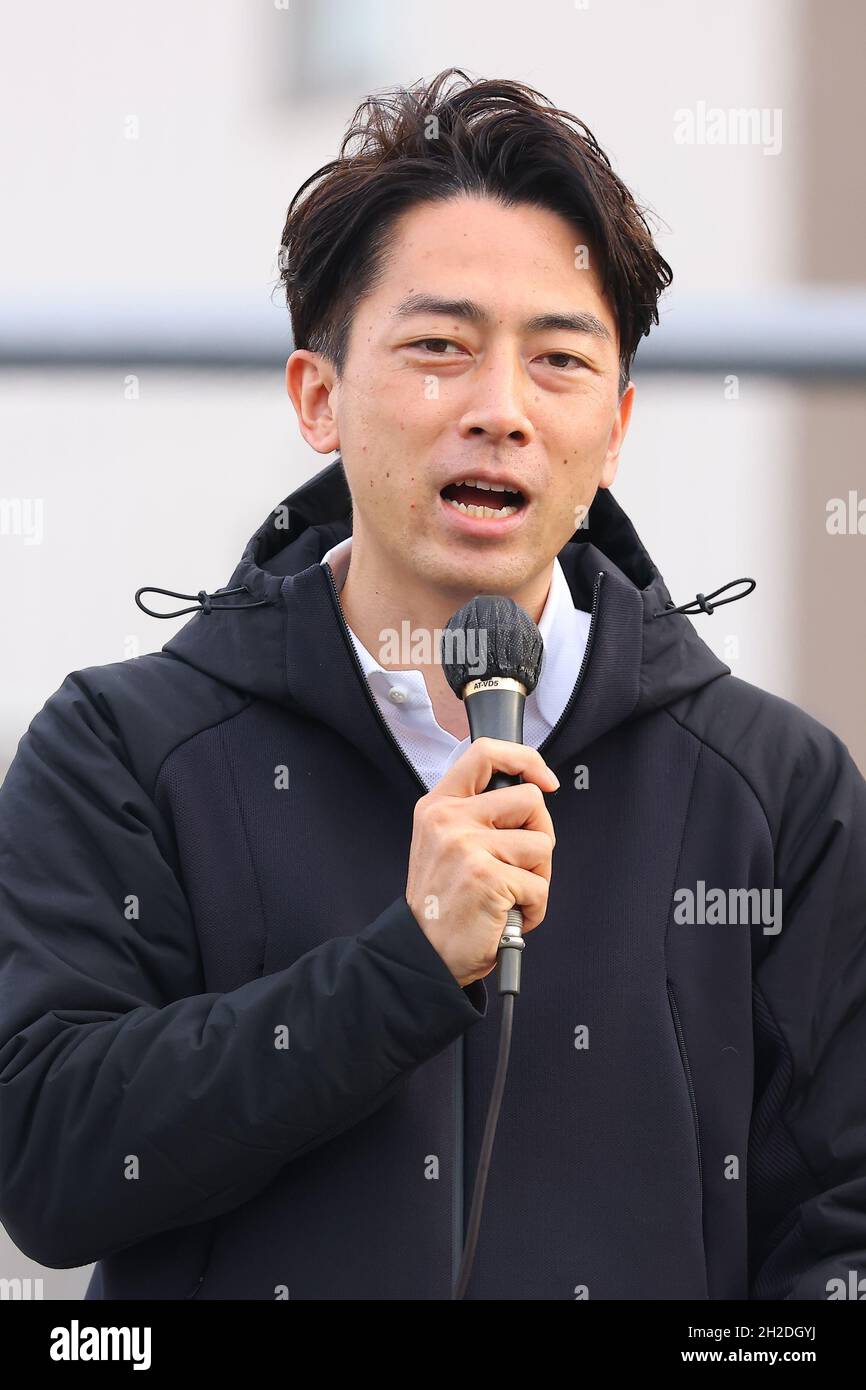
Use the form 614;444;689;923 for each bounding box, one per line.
279;67;672;396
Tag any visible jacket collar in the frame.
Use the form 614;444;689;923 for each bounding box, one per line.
160;458;733;791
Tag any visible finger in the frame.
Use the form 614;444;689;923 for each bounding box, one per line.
480;828;555;880
463;781;556;840
496;863;550;934
433;737;560;799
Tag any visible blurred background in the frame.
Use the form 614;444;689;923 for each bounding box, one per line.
1;0;864;1298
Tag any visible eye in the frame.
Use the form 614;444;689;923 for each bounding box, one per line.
539;352;587;371
409;338;465;356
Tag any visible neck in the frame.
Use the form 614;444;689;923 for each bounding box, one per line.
337;536;553;740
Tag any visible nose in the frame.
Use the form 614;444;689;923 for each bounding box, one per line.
457;347;535;446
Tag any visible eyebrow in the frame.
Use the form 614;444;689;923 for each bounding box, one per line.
391;293;612;342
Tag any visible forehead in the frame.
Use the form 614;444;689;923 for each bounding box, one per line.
368;194;615;333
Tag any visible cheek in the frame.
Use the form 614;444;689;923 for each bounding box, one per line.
339;373;411;450
554;424;613;488
363;472;425;526
537;458;601;530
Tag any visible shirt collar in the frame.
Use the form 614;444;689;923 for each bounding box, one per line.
320;535;588;731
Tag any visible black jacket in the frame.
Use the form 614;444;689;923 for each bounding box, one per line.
1;459;864;1300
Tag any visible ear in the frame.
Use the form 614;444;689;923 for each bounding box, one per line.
599;381;635;489
285;350;341;455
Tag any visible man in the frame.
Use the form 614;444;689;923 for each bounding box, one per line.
1;69;864;1301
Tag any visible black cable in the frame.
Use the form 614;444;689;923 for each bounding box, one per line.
452;991;516;1300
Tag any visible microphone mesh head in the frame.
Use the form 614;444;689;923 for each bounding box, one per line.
440;595;544;697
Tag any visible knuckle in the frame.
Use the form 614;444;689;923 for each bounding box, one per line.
416;795;450;834
427;797;451;825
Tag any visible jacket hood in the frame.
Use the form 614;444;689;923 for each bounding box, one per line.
145;458;753;776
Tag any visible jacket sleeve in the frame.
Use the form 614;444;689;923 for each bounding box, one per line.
748;723;866;1299
0;672;487;1270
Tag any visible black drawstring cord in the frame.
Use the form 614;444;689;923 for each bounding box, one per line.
134;585;271;619
653;576;756;618
136;575;756;621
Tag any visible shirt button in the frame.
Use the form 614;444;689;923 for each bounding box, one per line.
388;686;408;704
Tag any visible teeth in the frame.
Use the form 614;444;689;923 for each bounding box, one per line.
445;498;519;519
451;478;520;496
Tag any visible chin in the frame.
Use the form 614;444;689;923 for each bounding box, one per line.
425;552;530;597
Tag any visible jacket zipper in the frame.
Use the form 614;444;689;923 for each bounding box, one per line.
323;561;430;797
537;570;604;759
322;560;604;1293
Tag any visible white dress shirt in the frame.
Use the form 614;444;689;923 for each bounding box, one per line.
321;536;591;789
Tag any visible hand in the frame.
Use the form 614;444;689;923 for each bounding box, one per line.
405;737;559;987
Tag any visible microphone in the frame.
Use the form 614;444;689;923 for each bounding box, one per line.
440;595;544;996
441;595;545;1301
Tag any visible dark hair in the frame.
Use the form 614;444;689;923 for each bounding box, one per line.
278;67;672;396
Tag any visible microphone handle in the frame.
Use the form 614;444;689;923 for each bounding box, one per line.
465;688;527;995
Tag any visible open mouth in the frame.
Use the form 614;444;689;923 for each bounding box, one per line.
440;479;526;519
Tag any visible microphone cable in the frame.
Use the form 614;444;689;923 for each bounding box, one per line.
451;905;524;1300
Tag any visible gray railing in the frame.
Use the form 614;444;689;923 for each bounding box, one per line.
1;289;864;378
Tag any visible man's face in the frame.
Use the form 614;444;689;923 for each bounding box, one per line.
289;193;634;600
